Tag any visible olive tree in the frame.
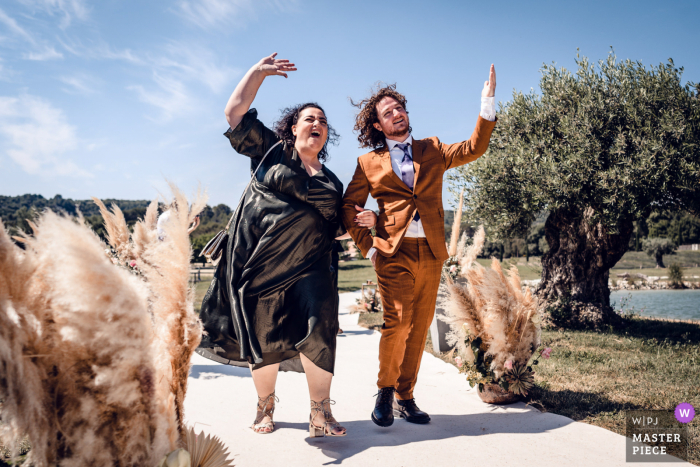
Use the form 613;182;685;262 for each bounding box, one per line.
642;238;676;268
448;53;700;328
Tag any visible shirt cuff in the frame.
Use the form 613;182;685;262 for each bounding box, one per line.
480;96;496;121
367;247;377;261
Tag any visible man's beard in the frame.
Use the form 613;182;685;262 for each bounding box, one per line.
383;118;410;139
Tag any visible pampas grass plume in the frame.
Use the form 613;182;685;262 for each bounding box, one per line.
441;225;540;378
447;190;464;257
0;184;212;466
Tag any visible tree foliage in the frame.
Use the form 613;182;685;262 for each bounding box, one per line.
642;237;677;268
448;52;700;239
447;51;700;327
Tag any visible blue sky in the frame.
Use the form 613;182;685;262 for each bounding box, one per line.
1;0;699;210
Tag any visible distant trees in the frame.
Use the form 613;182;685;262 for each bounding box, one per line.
449;52;700;328
0;195;232;264
642;238;677;268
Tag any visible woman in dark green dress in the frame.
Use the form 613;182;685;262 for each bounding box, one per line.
199;53;375;437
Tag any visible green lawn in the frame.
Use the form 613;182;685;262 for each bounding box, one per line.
338;259;378;292
192;279;211;313
612;251;700;283
530;320;700;465
613;250;700;269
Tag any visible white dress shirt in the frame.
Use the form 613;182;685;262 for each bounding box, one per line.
367;96;496;261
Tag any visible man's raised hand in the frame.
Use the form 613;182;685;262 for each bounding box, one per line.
481;64;496;97
257;52;297;78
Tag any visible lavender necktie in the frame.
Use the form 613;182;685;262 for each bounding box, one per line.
396;143;419;221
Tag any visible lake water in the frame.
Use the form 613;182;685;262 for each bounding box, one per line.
610;290;700;321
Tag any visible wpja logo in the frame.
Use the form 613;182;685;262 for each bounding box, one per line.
626;407;691;463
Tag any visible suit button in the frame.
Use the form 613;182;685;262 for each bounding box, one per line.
413;194;417;199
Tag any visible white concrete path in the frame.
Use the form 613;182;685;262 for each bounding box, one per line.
184;292;690;467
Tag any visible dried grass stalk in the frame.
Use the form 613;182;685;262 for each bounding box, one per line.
142;182;205;442
0;220;54;465
441;226;540;379
184;426;234;467
0;184;210;466
447;190;464;257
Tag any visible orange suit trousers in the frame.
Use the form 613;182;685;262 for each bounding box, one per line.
374;238;443;400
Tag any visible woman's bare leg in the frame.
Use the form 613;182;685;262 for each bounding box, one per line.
300;353;345;435
249;363;280;433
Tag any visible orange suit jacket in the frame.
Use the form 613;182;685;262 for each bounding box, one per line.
341;116;496;263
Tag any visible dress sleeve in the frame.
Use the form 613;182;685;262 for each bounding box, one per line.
224;108;280;160
331;178;347;239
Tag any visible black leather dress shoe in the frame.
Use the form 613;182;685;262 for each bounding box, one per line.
393;398;431;424
371;387;396;427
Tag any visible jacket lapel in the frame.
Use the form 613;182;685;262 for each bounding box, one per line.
411;139;423;190
377;148;412;193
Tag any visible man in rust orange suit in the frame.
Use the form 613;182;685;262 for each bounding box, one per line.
342;66;497;427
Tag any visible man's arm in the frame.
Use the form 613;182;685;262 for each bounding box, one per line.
443;64;497;169
341;160;374;256
441;117;496;170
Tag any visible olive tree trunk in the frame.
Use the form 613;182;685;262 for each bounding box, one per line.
655;253;665;269
536;207;633;329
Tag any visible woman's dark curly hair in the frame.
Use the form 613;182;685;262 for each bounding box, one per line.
273;103;340;162
351;83;411;149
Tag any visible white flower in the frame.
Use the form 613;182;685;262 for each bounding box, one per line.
156;448;191;467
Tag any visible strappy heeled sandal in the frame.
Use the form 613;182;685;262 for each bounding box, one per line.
309;398;347;438
251;392;278;434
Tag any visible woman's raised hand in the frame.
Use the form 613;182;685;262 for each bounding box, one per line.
225;53;297;128
257;53;297;78
354;205;377;229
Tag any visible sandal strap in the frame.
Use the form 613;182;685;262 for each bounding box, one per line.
254;392;278;424
310;398;344;433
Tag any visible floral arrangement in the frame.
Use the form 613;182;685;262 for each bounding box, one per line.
353;287;383;313
442;255;462;280
440;223;548;398
104;247;141;276
454;337;551;396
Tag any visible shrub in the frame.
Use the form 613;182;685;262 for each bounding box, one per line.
668;263;684;288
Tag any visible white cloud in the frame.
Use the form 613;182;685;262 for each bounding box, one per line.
128;72;193;122
127;43;239;122
17;0;89;28
59;73;97;94
0;7;64;60
0;7;37;44
174;0;297;30
0;94;92;178
157;43;238;93
174;0;257;30
24;46;63;60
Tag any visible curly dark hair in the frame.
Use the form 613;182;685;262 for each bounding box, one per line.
351;83;411;149
272;103;340;162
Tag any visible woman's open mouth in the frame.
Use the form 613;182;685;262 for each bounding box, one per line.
311;130;321;138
